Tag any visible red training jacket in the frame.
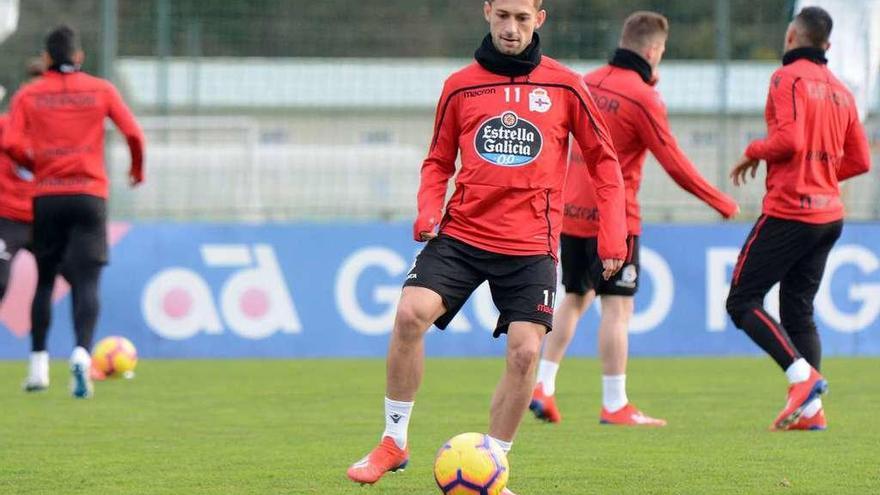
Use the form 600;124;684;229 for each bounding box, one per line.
0;115;34;222
745;56;871;223
563;64;738;238
416;57;627;261
3;70;145;199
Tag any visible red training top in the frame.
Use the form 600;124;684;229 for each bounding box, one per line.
0;115;34;222
3;69;145;199
416;56;627;261
745;52;871;223
563;60;738;238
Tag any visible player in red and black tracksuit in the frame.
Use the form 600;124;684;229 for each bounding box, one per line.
0;61;45;304
347;1;627;490
0;114;34;302
530;11;739;427
726;7;871;431
3;26;145;398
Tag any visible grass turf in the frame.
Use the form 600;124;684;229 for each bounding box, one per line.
0;358;878;494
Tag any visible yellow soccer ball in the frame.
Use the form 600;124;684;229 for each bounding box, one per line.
434;433;509;495
92;336;138;377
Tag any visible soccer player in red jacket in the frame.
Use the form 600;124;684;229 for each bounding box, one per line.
0;60;45;303
726;7;871;431
0;61;44;382
347;1;627;491
529;11;739;427
3;26;145;398
0;113;34;301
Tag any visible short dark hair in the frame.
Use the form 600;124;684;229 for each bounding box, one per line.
487;0;544;10
621;11;669;49
794;7;833;48
45;25;79;64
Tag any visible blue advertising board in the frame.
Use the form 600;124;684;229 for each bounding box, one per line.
1;222;878;359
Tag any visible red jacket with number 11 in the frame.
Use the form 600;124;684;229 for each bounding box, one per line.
415;56;628;261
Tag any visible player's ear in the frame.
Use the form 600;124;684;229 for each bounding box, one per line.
74;50;85;66
535;9;547;29
483;1;492;23
41;51;52;68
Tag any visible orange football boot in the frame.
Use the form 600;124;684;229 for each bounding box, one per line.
788;407;827;431
529;384;562;423
346;436;409;485
772;368;827;431
600;403;667;426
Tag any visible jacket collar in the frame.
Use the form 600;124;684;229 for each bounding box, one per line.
782;47;827;66
474;32;542;77
609;48;654;85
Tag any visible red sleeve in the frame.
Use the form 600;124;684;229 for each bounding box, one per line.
2;92;34;168
639;95;738;218
836;112;871;181
107;84;146;181
569;79;627;260
745;72;806;162
414;80;459;241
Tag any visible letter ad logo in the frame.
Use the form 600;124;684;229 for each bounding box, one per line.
474;111;543;167
528;88;551;113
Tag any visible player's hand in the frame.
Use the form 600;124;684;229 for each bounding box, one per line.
725;204;741;220
601;258;624;280
128;173;143;188
730;156;760;187
414;212;439;242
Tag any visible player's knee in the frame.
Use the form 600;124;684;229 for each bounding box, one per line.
601;296;633;323
393;302;432;342
566;292;592;314
725;296;755;329
506;341;540;377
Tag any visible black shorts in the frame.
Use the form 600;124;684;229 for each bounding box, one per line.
0;218;31;261
32;195;108;269
403;234;557;337
560;233;639;296
1;218;32;294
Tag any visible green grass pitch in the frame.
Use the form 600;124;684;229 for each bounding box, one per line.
0;358;878;494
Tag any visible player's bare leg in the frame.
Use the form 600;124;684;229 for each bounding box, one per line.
347;286;446;485
385;287;445;401
544;292;595;363
598;295;665;426
531;291;595;422
598;295;631;377
489;321;545;446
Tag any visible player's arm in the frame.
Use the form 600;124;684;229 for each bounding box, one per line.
570;79;627;277
836;113;871;181
414;80;459;242
2;92;34;169
744;71;807;163
640;96;738;218
107;84;146;187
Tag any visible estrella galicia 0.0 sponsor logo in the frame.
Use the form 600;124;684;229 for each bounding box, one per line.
474;111;543;167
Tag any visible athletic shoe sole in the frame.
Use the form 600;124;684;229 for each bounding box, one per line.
775;379;827;430
70;363;93;399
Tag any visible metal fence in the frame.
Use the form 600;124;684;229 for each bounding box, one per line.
2;0;878;221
